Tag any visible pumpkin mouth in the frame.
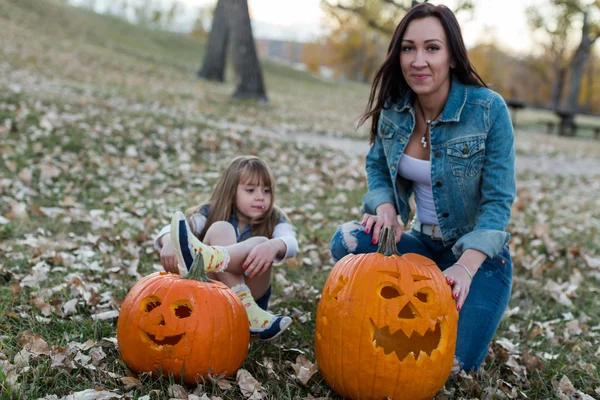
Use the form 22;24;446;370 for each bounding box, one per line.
141;330;185;347
370;318;442;362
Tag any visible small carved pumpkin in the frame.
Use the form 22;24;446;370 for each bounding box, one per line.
315;227;458;400
117;255;249;384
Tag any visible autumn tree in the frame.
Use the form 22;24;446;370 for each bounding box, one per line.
197;0;267;102
314;0;475;82
564;4;600;113
326;25;384;82
321;0;475;35
528;0;600;134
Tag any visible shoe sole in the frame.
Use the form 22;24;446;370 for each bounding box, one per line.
256;317;293;342
170;212;194;271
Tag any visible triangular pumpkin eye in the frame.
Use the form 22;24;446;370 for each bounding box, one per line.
414;291;429;303
380;285;403;299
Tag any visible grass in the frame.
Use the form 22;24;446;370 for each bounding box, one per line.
1;1;600;399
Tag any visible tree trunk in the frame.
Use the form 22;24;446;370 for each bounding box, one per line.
585;53;594;108
227;0;268;102
197;0;229;82
564;12;597;113
549;66;566;110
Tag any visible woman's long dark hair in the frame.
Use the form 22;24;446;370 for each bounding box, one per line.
360;3;487;144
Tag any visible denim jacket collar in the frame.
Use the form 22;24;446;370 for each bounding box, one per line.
392;75;468;122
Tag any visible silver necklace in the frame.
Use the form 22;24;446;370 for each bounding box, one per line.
416;101;443;148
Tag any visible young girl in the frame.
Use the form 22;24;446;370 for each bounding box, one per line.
154;156;298;341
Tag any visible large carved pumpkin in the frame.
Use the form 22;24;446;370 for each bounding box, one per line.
315;227;458;400
117;255;249;384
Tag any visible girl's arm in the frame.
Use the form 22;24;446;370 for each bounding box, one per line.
271;221;298;263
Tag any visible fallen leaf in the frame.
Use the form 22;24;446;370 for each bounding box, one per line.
236;369;265;399
119;376;141;390
291;355;318;385
168;384;188;399
91;310;119;321
61;389;123;399
63;298;79;316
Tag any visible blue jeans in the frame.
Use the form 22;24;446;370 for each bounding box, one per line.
329;221;512;371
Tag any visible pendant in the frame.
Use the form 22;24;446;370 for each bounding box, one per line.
421;136;427;148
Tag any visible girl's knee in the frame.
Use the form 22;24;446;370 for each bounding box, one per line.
204;221;236;245
206;220;235;235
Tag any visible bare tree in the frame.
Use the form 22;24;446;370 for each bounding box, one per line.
227;0;267;102
564;9;600;113
197;0;267;102
197;0;229;82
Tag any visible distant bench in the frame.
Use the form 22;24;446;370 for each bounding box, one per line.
548;110;600;139
506;100;600;140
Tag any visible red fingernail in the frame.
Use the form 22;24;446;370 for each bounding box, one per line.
447;279;453;285
365;229;370;234
242;264;247;269
457;305;461;311
453;292;459;299
371;239;376;244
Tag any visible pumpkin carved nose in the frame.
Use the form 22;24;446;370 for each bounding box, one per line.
398;301;420;319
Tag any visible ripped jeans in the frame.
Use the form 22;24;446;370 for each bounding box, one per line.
329;221;512;372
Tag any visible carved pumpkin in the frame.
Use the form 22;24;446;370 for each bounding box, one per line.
315;227;458;400
117;255;249;384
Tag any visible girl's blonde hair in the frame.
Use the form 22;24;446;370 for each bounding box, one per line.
185;156;288;240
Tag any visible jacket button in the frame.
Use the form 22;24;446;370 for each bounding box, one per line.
435;151;441;157
442;212;449;217
435;181;442;187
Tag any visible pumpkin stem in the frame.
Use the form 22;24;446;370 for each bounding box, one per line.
182;255;212;283
376;226;400;256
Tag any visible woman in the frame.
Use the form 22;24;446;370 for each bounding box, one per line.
329;3;515;372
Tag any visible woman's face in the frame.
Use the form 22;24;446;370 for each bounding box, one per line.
399;17;454;99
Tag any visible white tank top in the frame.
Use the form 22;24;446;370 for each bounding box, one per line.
397;154;439;225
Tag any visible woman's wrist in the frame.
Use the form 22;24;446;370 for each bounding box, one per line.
375;203;397;217
455;249;487;277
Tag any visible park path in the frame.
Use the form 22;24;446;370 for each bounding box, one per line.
203;118;600;177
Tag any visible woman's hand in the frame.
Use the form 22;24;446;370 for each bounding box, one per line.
362;207;403;243
243;241;278;278
160;236;179;273
443;264;474;311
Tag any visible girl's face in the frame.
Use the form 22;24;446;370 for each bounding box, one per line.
235;179;272;222
399;17;453;99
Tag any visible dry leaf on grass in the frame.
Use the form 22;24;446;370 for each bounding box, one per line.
168;384;188;399
290;355;318;385
119;376;141;390
91;310;119;321
236;369;266;399
61;389;123;399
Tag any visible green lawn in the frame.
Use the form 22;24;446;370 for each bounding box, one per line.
1;1;600;399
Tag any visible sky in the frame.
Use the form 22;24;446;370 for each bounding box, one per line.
175;0;550;54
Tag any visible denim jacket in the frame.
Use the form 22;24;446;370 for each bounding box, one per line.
362;76;516;258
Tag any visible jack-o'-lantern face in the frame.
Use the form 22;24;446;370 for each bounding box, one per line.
117;270;250;384
315;229;459;400
137;295;193;351
368;265;452;363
